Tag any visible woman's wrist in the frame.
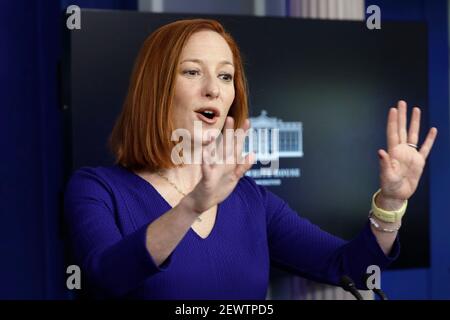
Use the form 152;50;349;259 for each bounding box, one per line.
370;212;402;229
179;192;206;216
375;192;405;211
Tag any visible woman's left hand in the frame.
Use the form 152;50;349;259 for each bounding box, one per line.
377;100;438;206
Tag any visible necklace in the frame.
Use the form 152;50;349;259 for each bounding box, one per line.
156;171;202;222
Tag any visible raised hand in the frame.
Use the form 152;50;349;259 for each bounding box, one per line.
188;116;255;213
378;100;437;205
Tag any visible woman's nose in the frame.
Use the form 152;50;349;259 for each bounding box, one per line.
202;76;220;99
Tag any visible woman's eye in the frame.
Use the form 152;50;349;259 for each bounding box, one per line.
219;73;233;82
183;70;200;76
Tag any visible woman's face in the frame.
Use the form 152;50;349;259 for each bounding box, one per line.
172;30;236;146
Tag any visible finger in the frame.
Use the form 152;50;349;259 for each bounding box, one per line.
234;152;255;178
387;107;399;151
202;136;217;166
235;120;251;163
397;100;408;144
221;116;234;145
201;146;212;178
407;107;421;145
222;117;235;158
419;127;438;160
240;118;250;131
378;149;396;181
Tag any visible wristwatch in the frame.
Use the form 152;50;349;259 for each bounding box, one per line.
371;189;408;223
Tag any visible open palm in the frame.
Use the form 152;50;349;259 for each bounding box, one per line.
190;117;255;213
378;101;437;200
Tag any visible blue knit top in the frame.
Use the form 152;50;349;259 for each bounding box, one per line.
64;164;399;299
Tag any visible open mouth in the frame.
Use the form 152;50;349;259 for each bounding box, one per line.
195;107;220;124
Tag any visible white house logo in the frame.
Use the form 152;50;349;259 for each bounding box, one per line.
245;110;303;186
245;110;303;161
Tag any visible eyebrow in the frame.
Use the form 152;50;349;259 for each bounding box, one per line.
179;58;234;67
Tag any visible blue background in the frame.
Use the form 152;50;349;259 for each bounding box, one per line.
1;0;449;299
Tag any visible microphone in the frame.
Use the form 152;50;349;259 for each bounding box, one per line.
372;288;388;300
339;275;364;300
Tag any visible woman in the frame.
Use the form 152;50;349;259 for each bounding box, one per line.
64;19;438;299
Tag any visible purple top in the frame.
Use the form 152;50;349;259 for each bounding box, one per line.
64;164;399;299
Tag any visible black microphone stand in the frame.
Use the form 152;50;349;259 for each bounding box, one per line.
339;275;364;300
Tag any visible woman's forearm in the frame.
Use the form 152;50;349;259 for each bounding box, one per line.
145;195;200;266
370;219;401;256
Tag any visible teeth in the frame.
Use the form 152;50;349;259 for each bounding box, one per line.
200;110;215;119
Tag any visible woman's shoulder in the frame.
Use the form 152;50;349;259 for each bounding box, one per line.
235;175;269;205
236;175;274;200
237;174;261;193
68;164;122;180
236;175;288;214
64;164;130;200
67;164;119;186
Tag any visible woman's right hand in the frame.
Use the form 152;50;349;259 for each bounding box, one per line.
187;116;255;214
